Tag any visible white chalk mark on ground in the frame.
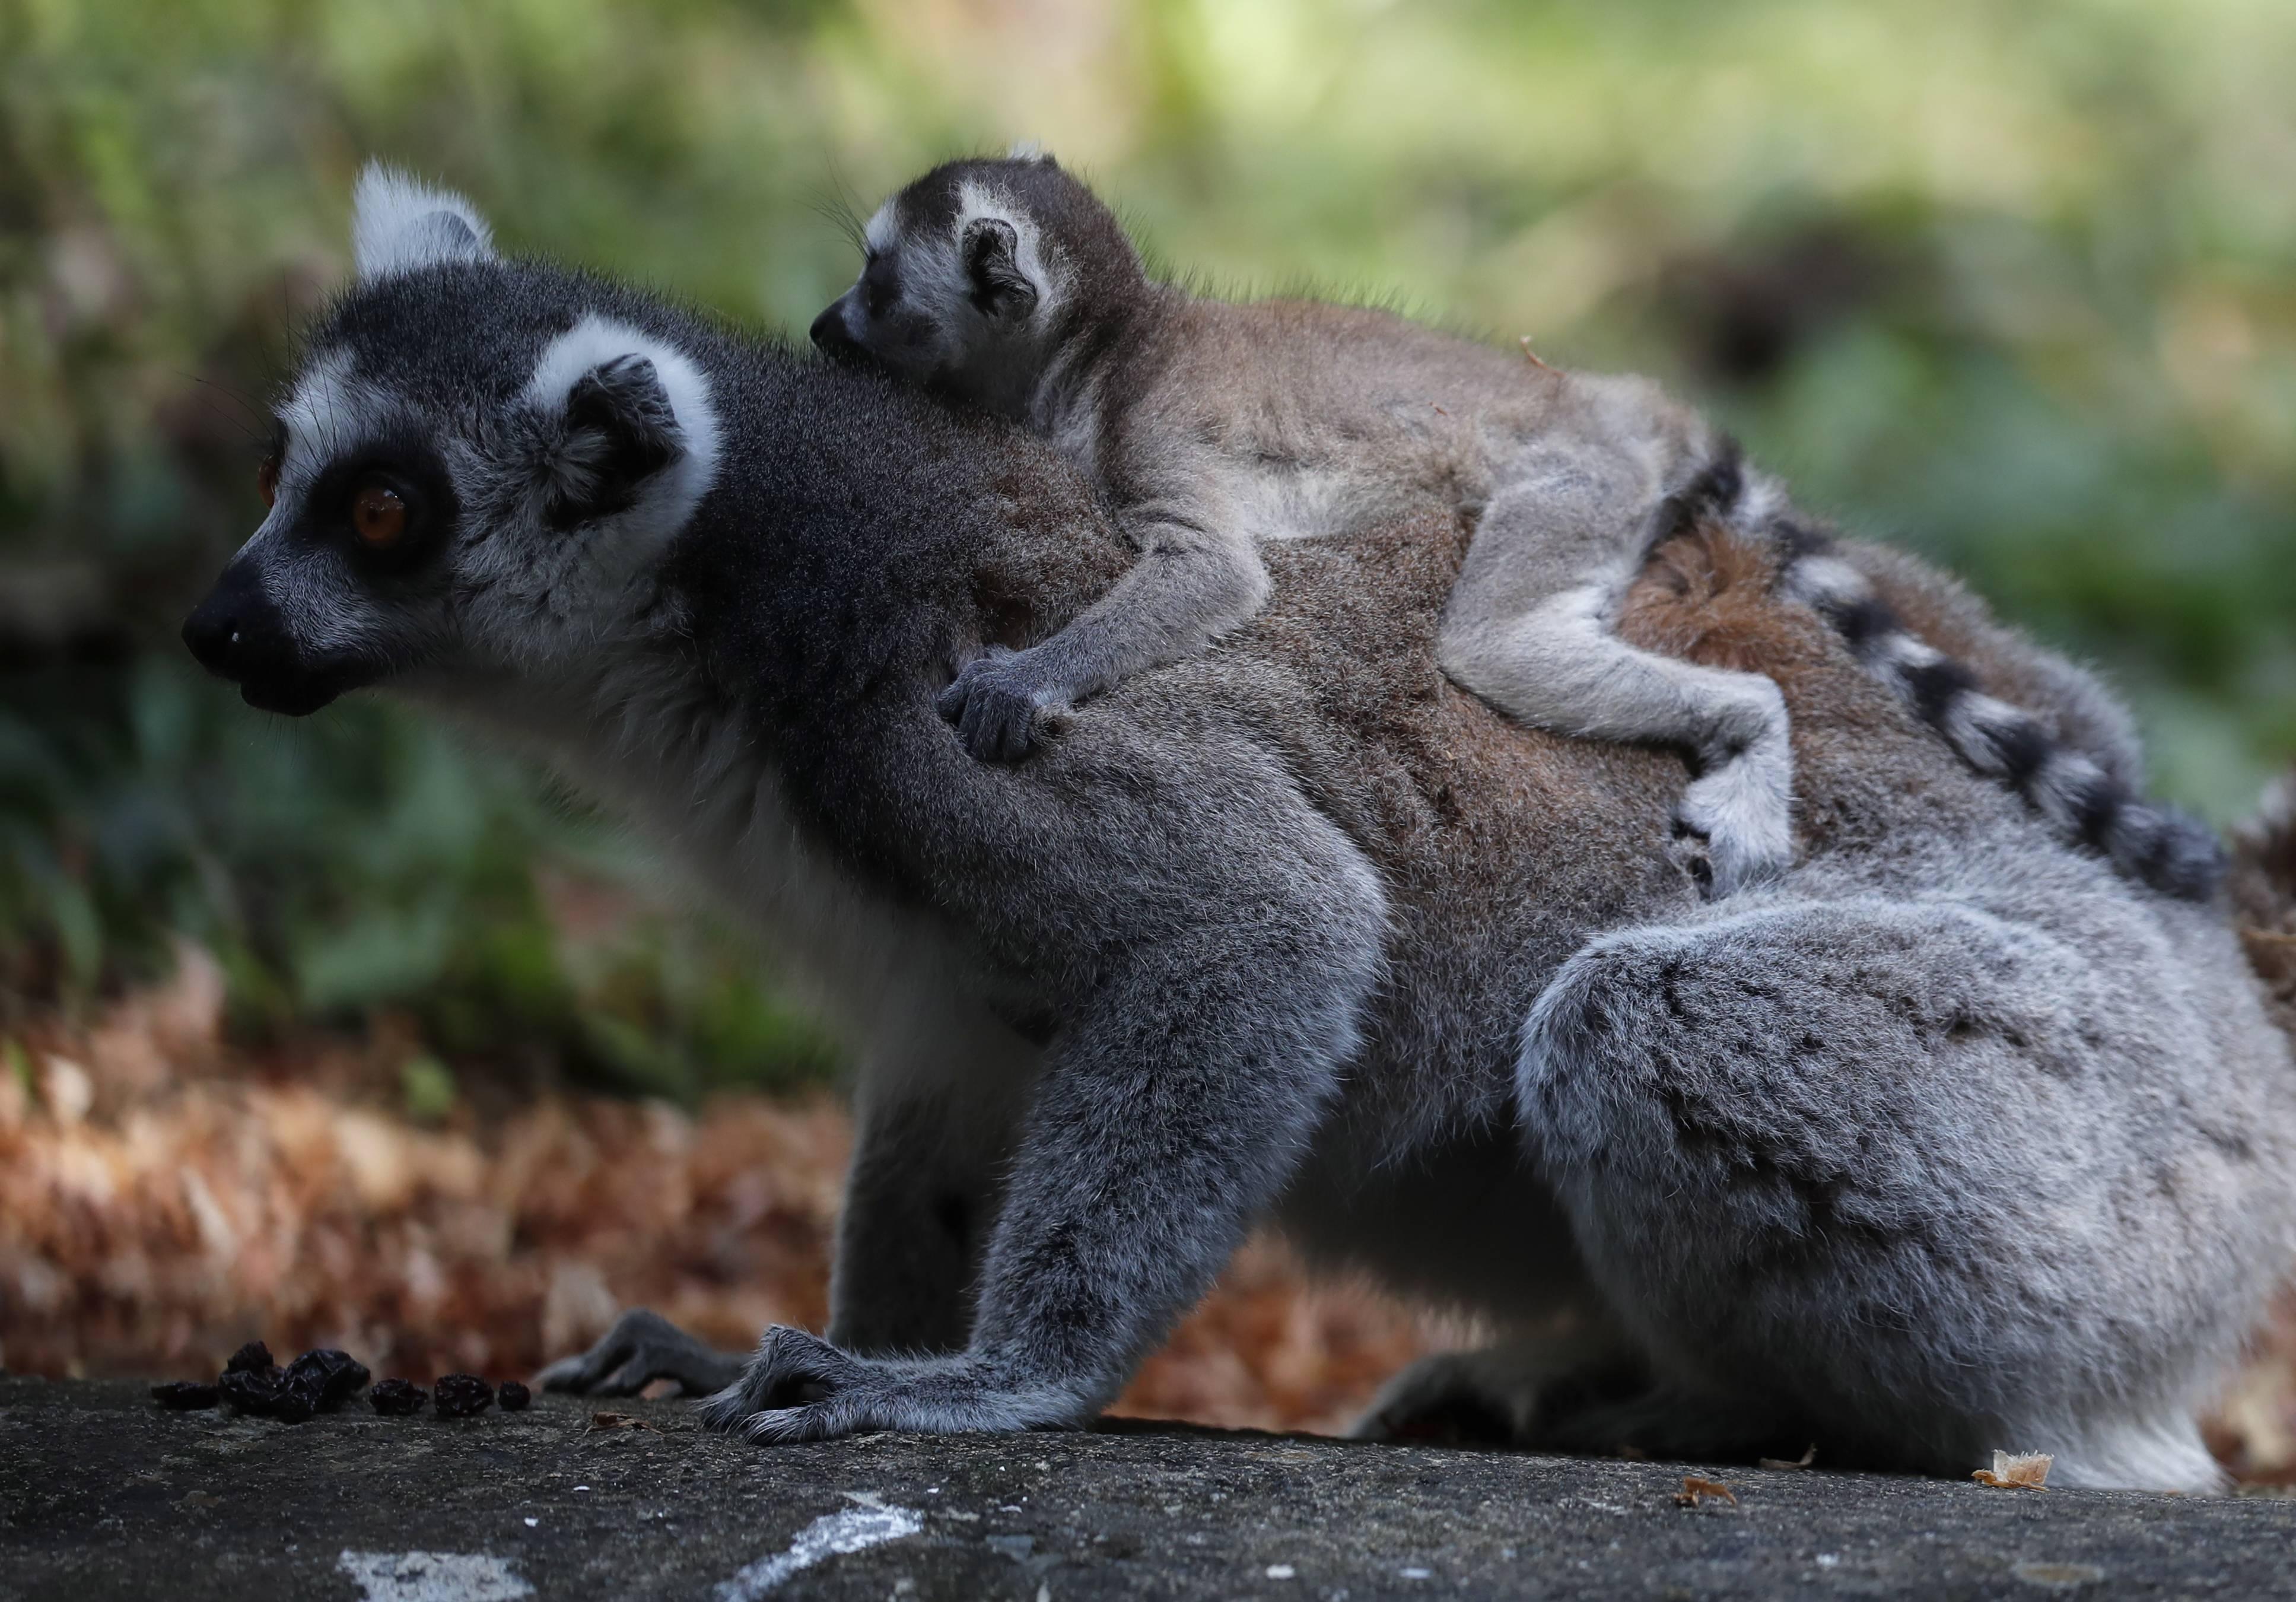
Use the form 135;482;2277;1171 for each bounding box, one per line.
336;1550;535;1602
714;1505;926;1600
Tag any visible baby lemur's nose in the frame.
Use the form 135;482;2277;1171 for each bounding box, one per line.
810;302;861;358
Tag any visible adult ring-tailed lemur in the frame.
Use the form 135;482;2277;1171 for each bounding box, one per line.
812;153;2222;902
182;168;2296;1491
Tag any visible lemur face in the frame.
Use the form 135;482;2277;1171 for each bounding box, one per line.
182;168;719;716
810;158;1058;414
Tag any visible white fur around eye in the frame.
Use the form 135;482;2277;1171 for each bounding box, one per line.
352;162;497;282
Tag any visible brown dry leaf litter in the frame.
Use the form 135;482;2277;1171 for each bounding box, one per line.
3;956;2291;1463
0;962;1429;1435
1971;1451;2055;1489
1758;1445;1817;1470
1675;1476;1738;1508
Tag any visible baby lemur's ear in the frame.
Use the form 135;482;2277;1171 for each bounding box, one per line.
962;217;1038;320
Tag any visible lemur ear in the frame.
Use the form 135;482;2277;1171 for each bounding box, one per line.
962;217;1038;319
352;163;497;282
544;355;686;528
523;314;721;539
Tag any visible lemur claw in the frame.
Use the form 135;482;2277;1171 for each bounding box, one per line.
696;1325;1083;1442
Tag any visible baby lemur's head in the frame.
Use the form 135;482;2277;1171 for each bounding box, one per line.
812;151;1146;417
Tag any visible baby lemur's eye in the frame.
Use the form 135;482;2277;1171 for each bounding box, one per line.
351;479;408;549
861;254;899;317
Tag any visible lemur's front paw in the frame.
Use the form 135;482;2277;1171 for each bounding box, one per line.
695;1326;1085;1442
937;647;1073;762
1675;754;1795;897
535;1307;745;1397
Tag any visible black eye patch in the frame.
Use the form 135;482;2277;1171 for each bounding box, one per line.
295;430;459;574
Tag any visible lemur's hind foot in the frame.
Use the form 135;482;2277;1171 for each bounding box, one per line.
1351;1331;1652;1450
1354;1339;1811;1465
1674;727;1796;895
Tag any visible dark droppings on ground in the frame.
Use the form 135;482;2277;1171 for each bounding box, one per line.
432;1372;495;1418
221;1342;272;1377
185;1343;371;1425
367;1378;427;1416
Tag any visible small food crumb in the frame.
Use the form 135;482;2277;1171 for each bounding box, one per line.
282;1348;371;1413
223;1341;274;1375
1400;1568;1432;1580
151;1381;220;1410
1265;1565;1295;1579
1675;1476;1739;1508
369;1378;427;1416
434;1373;495;1417
497;1380;531;1412
523;1517;539;1528
1971;1451;2053;1489
209;1343;371;1423
219;1358;306;1423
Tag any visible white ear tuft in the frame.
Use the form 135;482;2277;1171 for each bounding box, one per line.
352;162;497;282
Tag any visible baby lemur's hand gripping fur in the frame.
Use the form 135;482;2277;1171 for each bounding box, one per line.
181;170;2295;1490
816;153;2221;900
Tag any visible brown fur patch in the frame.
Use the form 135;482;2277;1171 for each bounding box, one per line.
2232;767;2296;1038
1616;518;1833;676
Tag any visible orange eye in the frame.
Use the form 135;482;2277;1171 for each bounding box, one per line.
351;482;407;548
257;457;279;508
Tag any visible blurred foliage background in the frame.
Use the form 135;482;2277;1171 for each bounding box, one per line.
3;0;2292;1096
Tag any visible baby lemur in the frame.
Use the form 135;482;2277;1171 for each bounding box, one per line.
813;153;2221;899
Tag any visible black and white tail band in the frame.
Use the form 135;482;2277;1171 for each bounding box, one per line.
1661;447;2225;901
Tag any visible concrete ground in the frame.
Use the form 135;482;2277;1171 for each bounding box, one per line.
2;1377;2291;1600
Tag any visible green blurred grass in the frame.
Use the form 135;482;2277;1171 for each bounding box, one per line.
3;0;2292;1086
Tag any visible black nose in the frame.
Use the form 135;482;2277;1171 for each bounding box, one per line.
810;302;861;357
182;589;247;678
181;557;354;716
182;560;283;682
